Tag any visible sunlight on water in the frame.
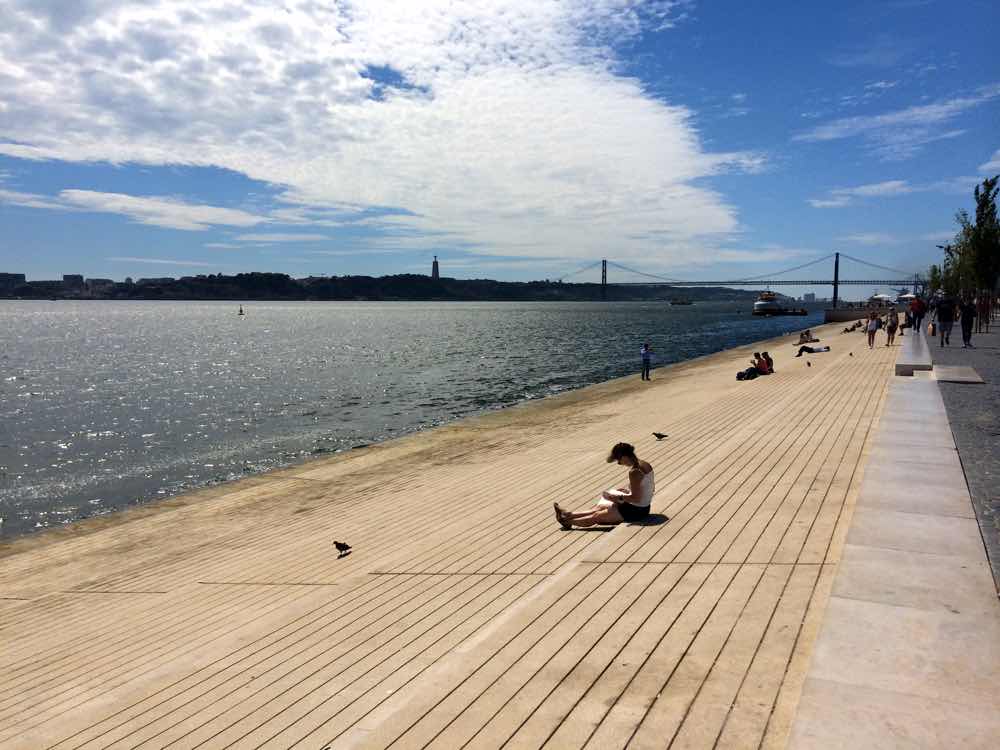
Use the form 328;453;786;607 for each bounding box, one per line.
0;300;823;537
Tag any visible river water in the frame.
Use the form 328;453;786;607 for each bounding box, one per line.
0;300;823;538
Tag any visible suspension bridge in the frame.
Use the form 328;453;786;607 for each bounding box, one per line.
556;251;925;308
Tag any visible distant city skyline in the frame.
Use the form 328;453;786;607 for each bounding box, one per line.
1;0;997;291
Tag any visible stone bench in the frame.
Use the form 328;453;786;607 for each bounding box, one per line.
895;327;933;376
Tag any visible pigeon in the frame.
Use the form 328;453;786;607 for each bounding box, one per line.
849;352;854;356
333;541;352;556
806;361;811;367
652;432;668;441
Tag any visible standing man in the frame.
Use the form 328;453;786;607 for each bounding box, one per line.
959;297;977;347
640;342;653;381
910;296;926;334
935;297;955;347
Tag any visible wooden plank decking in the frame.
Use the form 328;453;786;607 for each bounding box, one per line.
0;323;896;749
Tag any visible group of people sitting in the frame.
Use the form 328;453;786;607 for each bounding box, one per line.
736;351;774;380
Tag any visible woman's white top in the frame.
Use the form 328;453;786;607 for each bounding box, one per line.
867;319;878;331
629;470;655;507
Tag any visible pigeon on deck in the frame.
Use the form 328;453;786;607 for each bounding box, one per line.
806;361;811;367
333;541;352;557
652;432;668;441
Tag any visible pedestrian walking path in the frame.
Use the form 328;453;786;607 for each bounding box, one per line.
0;323;955;749
786;374;1000;748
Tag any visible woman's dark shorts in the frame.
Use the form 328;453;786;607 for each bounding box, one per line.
618;502;650;522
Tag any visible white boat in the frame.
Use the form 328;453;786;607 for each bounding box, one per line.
752;291;807;316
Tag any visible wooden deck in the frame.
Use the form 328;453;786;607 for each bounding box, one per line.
0;323;896;749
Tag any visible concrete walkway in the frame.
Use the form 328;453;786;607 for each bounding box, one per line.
786;368;1000;748
0;322;989;749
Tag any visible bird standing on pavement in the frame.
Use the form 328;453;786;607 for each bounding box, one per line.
652;432;668;441
807;361;811;367
333;541;352;557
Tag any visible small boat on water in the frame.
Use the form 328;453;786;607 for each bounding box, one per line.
668;299;693;306
752;291;808;316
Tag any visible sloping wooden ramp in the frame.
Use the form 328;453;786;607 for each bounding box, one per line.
0;324;895;749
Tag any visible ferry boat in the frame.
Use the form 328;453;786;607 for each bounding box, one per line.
668;298;693;306
752;291;808;316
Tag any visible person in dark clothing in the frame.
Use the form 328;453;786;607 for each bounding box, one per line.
640;342;653;381
762;351;774;373
934;298;956;346
960;298;977;347
910;297;926;334
795;345;830;357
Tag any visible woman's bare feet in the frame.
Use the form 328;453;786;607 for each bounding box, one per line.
554;503;572;529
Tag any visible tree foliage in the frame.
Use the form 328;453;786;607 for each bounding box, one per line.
935;176;1000;298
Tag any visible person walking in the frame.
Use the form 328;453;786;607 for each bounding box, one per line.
640;342;653;381
866;311;878;349
935;298;955;347
910;296;926;334
960;297;977;347
885;307;899;346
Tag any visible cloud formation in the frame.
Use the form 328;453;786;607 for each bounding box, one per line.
0;185;268;229
836;232;899;246
106;256;216;267
0;0;758;266
795;84;1000;160
809;176;982;208
980;149;1000;174
233;233;329;243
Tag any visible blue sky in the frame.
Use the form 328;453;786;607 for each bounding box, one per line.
0;0;997;295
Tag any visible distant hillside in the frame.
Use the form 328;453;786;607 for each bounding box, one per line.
6;272;779;302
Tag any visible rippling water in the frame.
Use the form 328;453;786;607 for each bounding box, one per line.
0;300;823;538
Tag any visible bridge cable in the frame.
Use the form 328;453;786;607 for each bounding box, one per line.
604;261;684;283
726;253;836;282
556;260;604;281
837;253;920;279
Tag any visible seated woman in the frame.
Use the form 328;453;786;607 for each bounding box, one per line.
762;351;775;373
752;352;771;375
555;442;653;528
797;329;819;344
795;345;831;357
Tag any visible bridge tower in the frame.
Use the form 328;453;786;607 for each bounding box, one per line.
601;259;607;299
832;252;840;309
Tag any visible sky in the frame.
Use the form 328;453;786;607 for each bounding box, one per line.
0;0;997;295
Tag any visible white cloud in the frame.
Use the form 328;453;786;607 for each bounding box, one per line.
232;233;329;242
0;186;69;211
830;34;915;68
58;190;267;230
836;233;899;245
205;242;239;249
794;84;1000;159
106;256;216;266
808;197;852;209
809;176;982;208
920;231;954;242
980;149;1000;173
714;248;810;263
0;185;275;230
865;80;898;91
0;0;764;267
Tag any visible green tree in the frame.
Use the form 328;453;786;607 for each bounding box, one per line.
927;263;943;294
